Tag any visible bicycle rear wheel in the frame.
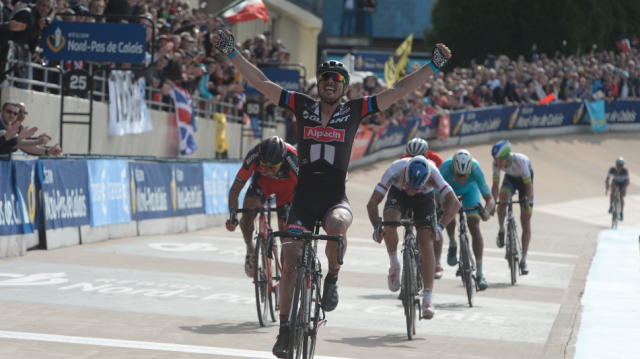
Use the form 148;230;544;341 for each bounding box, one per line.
508;222;518;285
254;236;269;327
460;234;474;307
402;248;416;340
288;268;307;359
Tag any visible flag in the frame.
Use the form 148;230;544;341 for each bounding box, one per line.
243;113;253;141
616;39;631;53
584;99;608;133
215;113;228;154
384;34;413;87
538;92;555;105
632;35;639;46
169;87;198;155
218;0;269;24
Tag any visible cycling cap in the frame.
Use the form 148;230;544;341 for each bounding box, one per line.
406;138;428;157
491;140;511;159
258;136;286;165
453;149;473;174
317;60;350;85
404;156;431;189
616;157;625;165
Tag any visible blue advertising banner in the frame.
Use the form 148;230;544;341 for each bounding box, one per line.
87;160;131;227
353;52;389;73
13;160;42;232
130;162;204;220
605;100;640;124
42;21;146;63
39;160;90;229
246;68;299;94
0;161;26;235
202;162;247;215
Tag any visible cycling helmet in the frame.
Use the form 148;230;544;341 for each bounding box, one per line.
317;60;350;85
406;138;428;157
404;156;431;189
258;136;286;165
491;140;511;159
453;149;473;174
616;157;625;165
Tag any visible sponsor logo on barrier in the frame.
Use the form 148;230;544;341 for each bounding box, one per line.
452;114;464;136
304;126;345;142
135;186;169;213
28;165;37;223
43;189;87;221
90;168;129;217
509;107;520;129
369;131;405;153
606;109;637;123
573;104;585;124
172;167;203;211
457;117;502;135
0;193;22;227
512;113;564;129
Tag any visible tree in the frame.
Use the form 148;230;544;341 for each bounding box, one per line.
423;0;640;68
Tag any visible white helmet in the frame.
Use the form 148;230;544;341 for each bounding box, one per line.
406;138;428;157
616;157;625;165
453;149;473;174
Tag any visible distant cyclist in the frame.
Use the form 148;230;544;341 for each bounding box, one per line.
606;157;629;221
491;140;533;274
366;156;460;319
213;28;450;358
400;138;446;279
401;138;444;168
227;136;298;277
439;150;495;290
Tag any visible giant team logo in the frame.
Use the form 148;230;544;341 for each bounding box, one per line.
304;126;345;142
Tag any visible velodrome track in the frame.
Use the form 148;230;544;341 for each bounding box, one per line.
0;132;638;358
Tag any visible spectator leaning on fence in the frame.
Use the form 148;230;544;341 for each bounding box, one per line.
0;102;37;155
14;102;62;156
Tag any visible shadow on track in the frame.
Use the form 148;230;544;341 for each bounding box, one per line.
180;322;270;335
324;333;423;348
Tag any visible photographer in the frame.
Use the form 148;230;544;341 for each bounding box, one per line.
9;0;55;62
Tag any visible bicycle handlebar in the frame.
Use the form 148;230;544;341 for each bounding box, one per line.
271;231;344;265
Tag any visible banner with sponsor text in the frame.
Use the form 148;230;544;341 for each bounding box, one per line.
202;162;247;215
38;160;90;229
0;161;27;235
13;160;42;233
108;70;153;136
87;160;131;227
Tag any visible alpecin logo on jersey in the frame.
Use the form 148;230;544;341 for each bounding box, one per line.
304;126;345;142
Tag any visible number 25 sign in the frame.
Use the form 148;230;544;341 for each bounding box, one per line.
63;69;93;96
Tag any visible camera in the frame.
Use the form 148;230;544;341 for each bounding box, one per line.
44;18;52;26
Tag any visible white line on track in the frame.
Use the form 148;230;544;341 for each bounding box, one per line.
0;331;351;359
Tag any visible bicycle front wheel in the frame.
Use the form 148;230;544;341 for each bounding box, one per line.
508;222;518;285
402;248;416;340
460;234;474;307
254;236;269;327
270;244;281;322
612;193;620;229
305;271;321;359
288;268;307;359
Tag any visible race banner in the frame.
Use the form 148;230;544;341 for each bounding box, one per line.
87;160;131;227
108;70;153;136
38;160;90;229
202;162;247;215
0;161;27;235
42;21;146;63
13;160;42;233
129;162;204;220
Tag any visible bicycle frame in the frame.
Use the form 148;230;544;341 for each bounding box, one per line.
496;198;526;284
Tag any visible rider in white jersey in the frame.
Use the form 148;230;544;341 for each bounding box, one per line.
491;140;534;274
367;156;460;319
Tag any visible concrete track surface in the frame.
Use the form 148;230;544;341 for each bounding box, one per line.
1;132;639;359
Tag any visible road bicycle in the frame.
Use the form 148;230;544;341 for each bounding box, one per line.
270;222;343;359
496;197;527;285
454;201;484;307
375;208;436;340
230;194;282;327
608;187;621;229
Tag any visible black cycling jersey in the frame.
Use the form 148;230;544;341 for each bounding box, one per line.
608;167;629;184
278;89;380;198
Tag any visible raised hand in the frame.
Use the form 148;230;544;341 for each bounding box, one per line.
18;126;38;141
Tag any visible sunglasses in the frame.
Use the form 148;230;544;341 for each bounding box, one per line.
260;161;281;170
4;109;19;116
318;72;345;83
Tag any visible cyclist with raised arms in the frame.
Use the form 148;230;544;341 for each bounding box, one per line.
606;157;629;221
366;156;460;319
401;138;443;168
213;29;450;358
439;150;495;290
227;136;298;276
491;140;534;274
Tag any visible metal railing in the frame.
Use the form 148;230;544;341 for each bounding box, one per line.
2;42;287;125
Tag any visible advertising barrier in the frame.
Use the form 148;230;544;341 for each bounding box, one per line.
13;160;42;233
202;162;246;215
129;162;204;221
38;160;90;230
87;160;131;227
0;161;26;235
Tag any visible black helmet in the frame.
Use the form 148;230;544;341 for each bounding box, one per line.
258;136;286;165
317;60;350;85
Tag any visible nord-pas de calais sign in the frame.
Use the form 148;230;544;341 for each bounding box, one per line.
42;21;146;63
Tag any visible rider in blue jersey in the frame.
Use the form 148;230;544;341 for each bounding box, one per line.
439;150;495;290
